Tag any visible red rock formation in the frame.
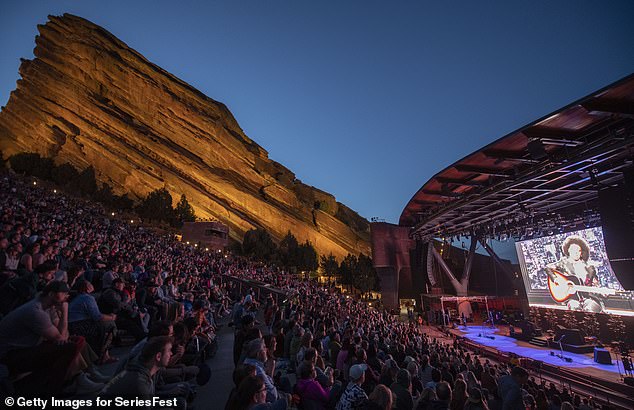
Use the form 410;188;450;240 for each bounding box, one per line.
0;13;370;259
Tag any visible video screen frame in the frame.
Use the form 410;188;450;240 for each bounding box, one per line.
515;227;634;316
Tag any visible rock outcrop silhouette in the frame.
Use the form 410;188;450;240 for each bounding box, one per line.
0;14;370;258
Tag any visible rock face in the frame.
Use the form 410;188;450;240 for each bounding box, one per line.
0;14;370;259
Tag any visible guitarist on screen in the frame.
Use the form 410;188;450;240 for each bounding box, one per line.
545;235;605;313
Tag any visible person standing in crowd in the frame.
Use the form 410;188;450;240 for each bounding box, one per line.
498;366;529;410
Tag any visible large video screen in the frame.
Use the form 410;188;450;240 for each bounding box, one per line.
516;227;634;316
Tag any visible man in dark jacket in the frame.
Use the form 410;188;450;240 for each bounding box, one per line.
101;335;173;398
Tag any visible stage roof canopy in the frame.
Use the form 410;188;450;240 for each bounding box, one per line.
401;74;634;241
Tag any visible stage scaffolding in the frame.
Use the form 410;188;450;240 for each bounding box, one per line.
439;295;494;327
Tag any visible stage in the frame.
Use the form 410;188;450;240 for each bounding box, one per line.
449;325;623;381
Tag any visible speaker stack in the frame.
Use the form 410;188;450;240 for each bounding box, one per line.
598;168;634;290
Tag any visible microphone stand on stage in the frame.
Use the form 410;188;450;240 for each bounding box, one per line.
480;311;496;340
553;335;572;363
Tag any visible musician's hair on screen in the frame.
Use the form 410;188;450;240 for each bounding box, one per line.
561;235;590;262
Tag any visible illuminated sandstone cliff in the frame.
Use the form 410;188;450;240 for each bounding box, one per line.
0;14;370;259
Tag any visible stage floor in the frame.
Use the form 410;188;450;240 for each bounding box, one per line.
451;325;623;382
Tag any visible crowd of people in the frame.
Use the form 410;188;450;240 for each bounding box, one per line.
0;174;233;406
0;172;619;410
226;268;611;410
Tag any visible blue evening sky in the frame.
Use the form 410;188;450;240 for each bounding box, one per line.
1;1;633;225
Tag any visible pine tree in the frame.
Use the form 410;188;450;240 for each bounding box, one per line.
278;231;299;269
320;253;338;285
175;194;196;223
339;253;358;292
51;163;80;187
242;228;277;261
74;166;98;195
353;254;380;299
297;241;318;273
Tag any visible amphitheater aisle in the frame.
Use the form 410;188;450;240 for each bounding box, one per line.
194;321;236;409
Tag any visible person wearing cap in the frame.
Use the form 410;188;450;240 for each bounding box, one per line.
336;364;369;410
0;280;85;395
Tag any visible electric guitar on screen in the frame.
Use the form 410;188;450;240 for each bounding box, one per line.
547;270;617;303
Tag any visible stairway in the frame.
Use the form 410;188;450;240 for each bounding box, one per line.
529;337;549;347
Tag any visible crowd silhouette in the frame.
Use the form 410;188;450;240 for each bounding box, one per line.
0;172;613;410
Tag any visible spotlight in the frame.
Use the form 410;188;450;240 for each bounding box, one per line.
130;219;134;223
33;181;37;186
53;189;57;193
111;212;115;216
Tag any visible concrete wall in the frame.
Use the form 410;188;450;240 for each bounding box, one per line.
370;222;415;310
